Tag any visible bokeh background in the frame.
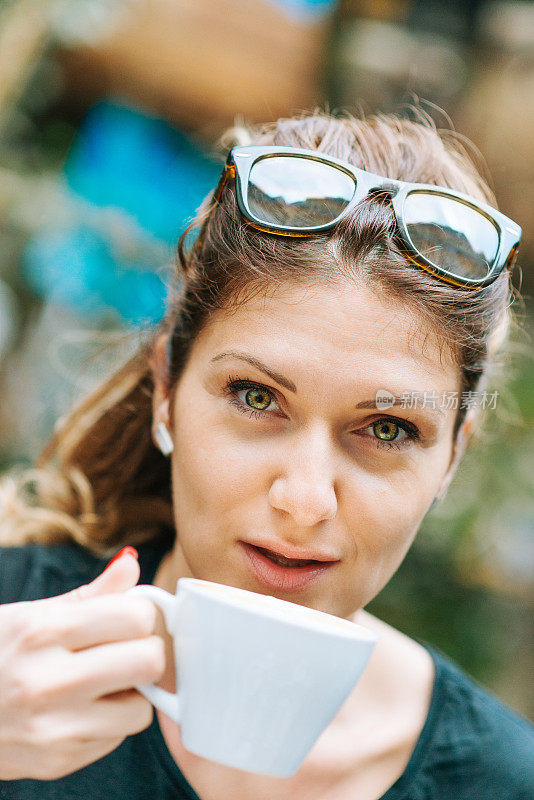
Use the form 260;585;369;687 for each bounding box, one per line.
0;0;532;718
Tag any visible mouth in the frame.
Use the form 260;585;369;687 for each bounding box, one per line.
239;541;340;593
249;545;327;567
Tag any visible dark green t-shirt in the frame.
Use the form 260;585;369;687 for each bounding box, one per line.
0;535;533;799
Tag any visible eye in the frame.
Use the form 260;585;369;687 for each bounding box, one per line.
224;376;281;419
222;376;421;451
361;418;420;451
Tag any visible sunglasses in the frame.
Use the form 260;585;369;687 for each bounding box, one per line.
211;145;522;290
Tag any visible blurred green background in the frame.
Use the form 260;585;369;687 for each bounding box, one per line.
0;0;532;719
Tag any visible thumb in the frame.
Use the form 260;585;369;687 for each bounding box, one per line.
60;547;140;602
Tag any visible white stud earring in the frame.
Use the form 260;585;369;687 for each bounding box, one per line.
154;421;174;456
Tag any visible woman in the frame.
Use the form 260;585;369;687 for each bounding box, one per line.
0;108;532;799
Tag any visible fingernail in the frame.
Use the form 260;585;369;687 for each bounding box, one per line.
104;546;139;572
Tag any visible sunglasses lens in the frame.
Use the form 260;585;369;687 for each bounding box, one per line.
247;156;355;228
403;192;500;281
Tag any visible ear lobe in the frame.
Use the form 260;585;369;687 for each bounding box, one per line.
152;395;171;453
155;397;170;422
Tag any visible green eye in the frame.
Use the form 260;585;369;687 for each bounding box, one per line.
372;420;405;442
245;388;272;411
225;376;279;418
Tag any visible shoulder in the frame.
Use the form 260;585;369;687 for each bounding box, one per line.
422;642;534;797
0;541;105;604
357;612;534;798
0;532;174;605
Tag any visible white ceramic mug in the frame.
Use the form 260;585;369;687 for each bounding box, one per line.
127;578;378;777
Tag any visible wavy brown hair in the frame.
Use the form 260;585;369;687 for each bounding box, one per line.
0;107;523;557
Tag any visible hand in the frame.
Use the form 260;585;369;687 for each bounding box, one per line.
0;549;165;781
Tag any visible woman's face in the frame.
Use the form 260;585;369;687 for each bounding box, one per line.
154;280;462;620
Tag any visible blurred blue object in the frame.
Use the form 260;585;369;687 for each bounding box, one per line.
64;101;222;244
266;0;338;19
22;100;222;326
24;226;167;327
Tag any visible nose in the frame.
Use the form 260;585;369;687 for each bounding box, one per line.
268;424;338;528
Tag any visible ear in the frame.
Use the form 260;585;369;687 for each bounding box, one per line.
433;406;478;505
150;333;171;443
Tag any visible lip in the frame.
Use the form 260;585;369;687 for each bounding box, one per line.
239;541;339;593
241;539;340;563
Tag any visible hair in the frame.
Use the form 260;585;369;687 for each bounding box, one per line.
0;106;524;557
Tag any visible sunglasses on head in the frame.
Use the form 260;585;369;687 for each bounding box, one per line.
210;145;522;290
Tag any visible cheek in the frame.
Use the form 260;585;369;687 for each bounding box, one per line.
348;464;440;558
171;406;265;513
344;474;427;605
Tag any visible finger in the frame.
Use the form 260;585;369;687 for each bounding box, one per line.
66;595;156;651
68;635;167;699
76;548;140;600
33;595;158;652
69;690;154;739
55;549;140;603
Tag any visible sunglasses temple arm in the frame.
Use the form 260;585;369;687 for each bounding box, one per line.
214;163;235;204
505;241;521;272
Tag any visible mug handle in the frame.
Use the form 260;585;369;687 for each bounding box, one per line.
125;584;182;724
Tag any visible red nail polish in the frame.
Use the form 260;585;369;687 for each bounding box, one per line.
105;546;139;571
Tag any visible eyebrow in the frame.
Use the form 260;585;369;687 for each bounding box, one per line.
210;350;445;418
211;351;297;392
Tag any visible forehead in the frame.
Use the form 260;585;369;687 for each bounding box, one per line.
193;280;460;394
